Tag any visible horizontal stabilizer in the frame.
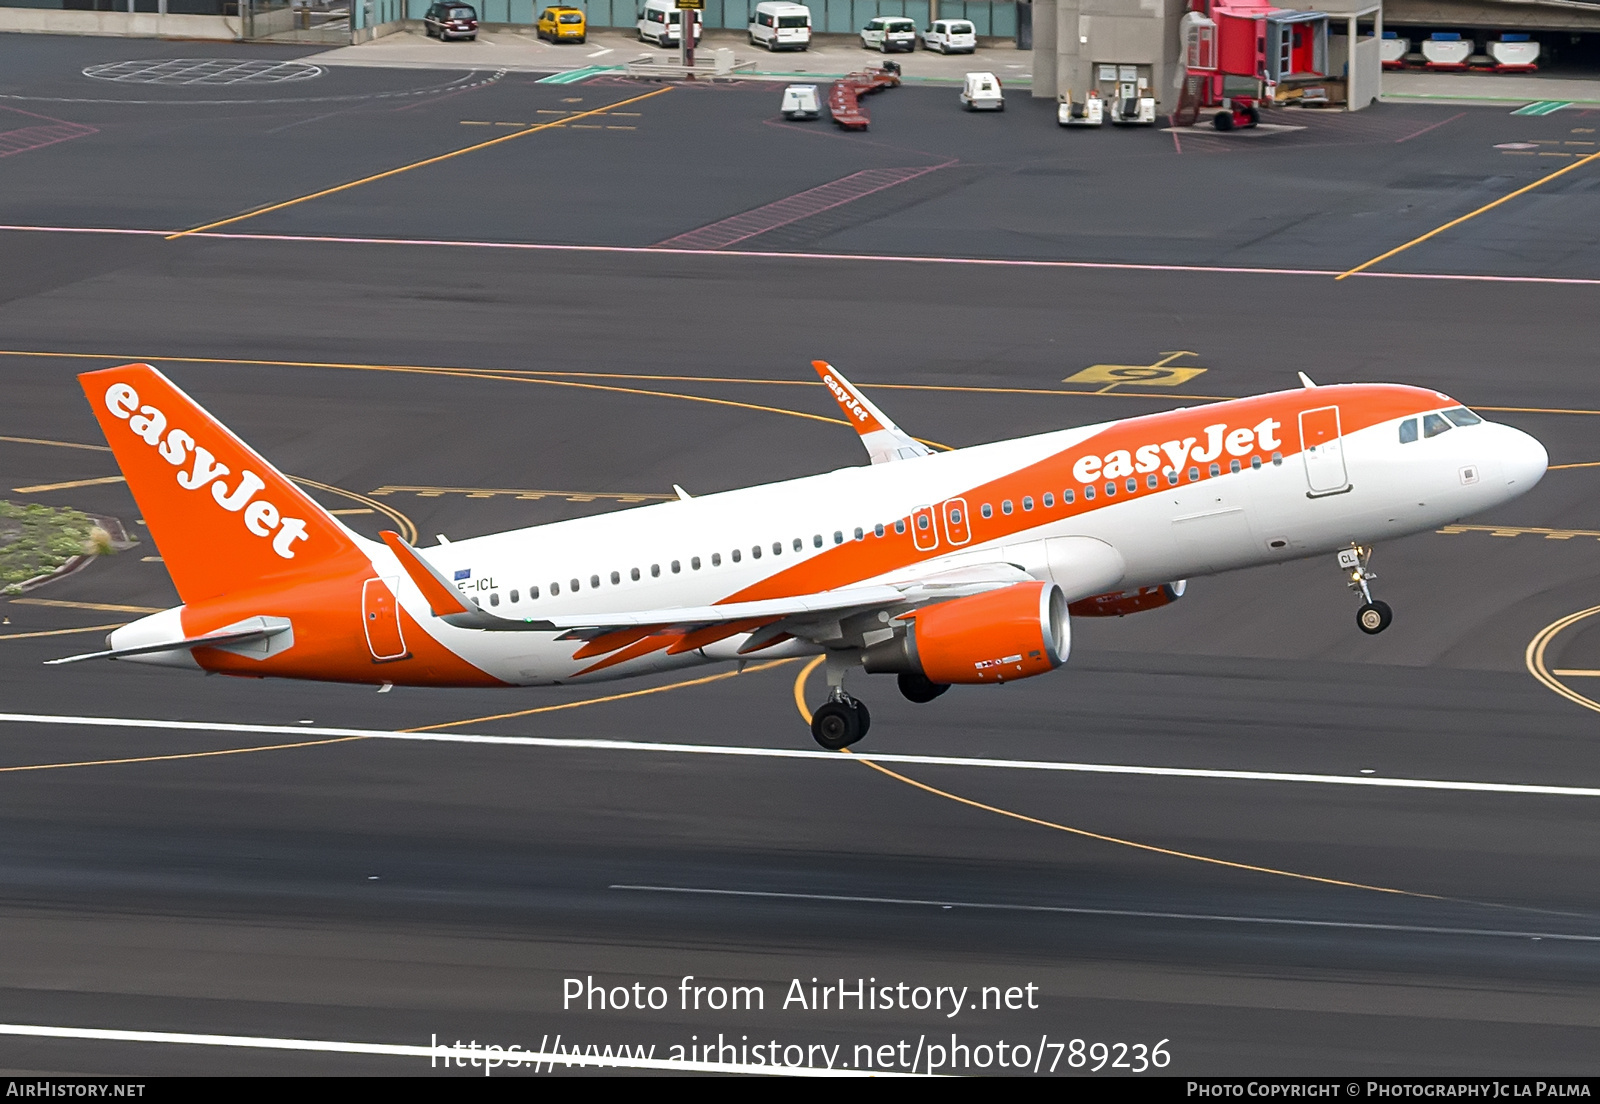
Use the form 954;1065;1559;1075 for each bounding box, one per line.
45;616;291;665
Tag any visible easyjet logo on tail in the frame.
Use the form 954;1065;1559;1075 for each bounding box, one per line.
104;382;310;559
1071;418;1283;483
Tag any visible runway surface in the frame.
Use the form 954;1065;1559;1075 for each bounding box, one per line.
1;34;1599;1075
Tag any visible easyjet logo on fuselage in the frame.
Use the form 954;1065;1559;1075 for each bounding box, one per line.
1071;417;1284;483
822;373;871;424
104;382;310;559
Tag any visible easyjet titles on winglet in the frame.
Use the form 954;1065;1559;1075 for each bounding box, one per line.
1071;417;1283;483
102;382;311;559
821;372;872;424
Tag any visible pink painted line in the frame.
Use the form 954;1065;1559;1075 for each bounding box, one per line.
655;163;952;250
0;122;97;158
3;223;1600;286
1394;111;1467;143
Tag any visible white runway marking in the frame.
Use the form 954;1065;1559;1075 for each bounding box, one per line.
1;224;1599;287
612;885;1600;942
1;712;1596;798
0;1024;874;1076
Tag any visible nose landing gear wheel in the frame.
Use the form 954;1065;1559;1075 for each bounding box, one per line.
1357;600;1393;635
810;697;869;750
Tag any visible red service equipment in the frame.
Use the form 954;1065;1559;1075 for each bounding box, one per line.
1212;94;1260;130
827;62;900;130
1068;581;1186;618
862;581;1069;684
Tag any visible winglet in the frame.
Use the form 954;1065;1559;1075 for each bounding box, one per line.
1298;372;1317;389
812;360;933;465
380;530;477;619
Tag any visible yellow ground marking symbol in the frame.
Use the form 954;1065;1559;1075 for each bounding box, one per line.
1064;352;1207;391
0;622;126;641
791;656;1436;899
11;598;162;614
1437;523;1600;541
328;508;373;516
0;436;110;453
165;87;672;240
11;475;126;494
1526;605;1600;716
0;659;793;775
1338;148;1600;279
369;485;674;504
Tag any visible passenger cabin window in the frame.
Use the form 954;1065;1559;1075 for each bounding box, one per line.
571;577;580;591
874;524;885;538
1043;492;1054;508
712;553;721;566
671;561;680;573
651;564;661;577
793;538;803;551
611;571;620;584
1063;489;1075;503
732;549;742;562
1127;478;1138;492
530;585;540;599
1399;418;1418;444
1209;463;1221;477
630;567;640;581
691;557;701;570
813;534;824;547
1104;482;1116;497
834;531;844;544
490;593;499;607
980;504;992;518
1001;500;1013;515
1228;461;1240;474
1188;466;1200;481
1423;413;1452;439
854;527;865;541
551;581;560;595
1084;486;1095;500
1444;407;1482;427
1166;470;1179;485
772;543;781;556
1147;474;1159;488
1022;496;1033;511
510;589;519;602
915;515;929;531
591;574;600;588
752;546;762;559
1250;456;1262;470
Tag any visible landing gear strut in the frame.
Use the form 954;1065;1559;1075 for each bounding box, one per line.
1339;545;1393;634
810;650;870;751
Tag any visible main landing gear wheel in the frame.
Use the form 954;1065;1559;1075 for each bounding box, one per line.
897;671;950;704
811;696;870;751
1357;600;1393;635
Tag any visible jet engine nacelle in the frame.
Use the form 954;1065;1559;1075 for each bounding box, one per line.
1067;580;1186;618
863;581;1069;684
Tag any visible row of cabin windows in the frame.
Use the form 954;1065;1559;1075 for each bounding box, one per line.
480;448;1301;606
484;527;890;605
973;452;1287;518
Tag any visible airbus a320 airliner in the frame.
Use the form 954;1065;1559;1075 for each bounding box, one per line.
54;361;1546;750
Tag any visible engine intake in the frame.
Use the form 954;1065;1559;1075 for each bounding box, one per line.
863;581;1069;684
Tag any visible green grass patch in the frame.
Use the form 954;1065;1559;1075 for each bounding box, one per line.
0;500;107;592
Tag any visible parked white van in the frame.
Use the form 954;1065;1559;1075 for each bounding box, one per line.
861;16;917;52
922;18;976;54
749;2;811;51
638;0;702;47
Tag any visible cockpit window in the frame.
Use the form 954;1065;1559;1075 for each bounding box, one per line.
1398;418;1418;444
1443;407;1482;427
1422;412;1452;439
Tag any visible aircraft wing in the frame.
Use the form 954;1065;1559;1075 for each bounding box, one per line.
813;360;934;465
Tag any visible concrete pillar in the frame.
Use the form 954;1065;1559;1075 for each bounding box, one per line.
1031;0;1058;98
1056;0;1086;105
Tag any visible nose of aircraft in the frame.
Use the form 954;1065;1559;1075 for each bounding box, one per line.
1499;424;1548;492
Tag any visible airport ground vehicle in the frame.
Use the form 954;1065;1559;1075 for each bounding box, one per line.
781;84;821;119
638;0;701;47
960;72;1004;110
861;16;916;52
749;2;812;51
921;19;976;54
1213;95;1260;130
423;1;477;40
537;5;586;43
63;362;1545;752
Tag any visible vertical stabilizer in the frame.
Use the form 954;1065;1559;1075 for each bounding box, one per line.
80;363;366;605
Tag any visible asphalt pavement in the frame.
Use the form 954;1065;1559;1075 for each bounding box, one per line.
1;33;1598;1075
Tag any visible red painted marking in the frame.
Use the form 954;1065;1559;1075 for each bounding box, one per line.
0;121;96;159
655;163;950;250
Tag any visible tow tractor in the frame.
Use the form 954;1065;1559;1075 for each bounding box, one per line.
1211;94;1259;131
1057;89;1104;127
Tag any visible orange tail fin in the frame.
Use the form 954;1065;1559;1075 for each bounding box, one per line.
80;363;365;605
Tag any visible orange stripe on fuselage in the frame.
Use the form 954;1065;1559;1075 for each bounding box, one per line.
722;383;1449;605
